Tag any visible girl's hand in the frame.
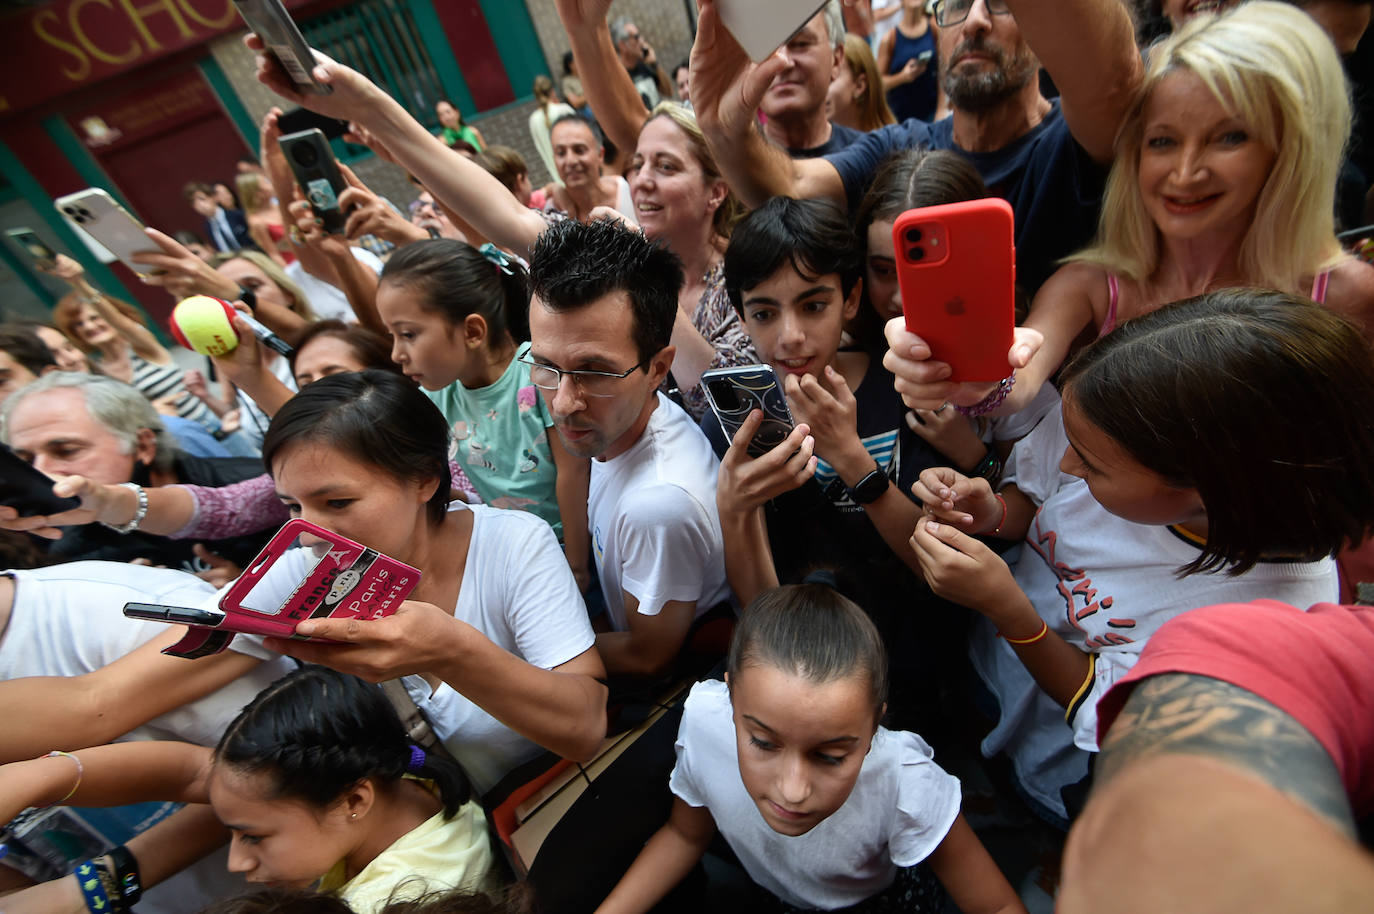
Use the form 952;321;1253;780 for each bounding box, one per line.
716;411;816;517
909;519;1021;616
192;544;240;588
906;406;987;471
883;316;1043;410
263;600;468;682
910;466;999;529
342;120;398;166
552;0;616;33
784;366;859;467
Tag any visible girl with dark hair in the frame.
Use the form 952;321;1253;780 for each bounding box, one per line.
0;667;492;913
597;584;1023;914
909;290;1374;825
379;238;591;590
254;370;606;790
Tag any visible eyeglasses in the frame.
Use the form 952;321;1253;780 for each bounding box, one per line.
933;0;1012;27
520;357;647;398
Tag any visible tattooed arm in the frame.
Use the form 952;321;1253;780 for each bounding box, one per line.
1058;672;1374;914
1095;673;1355;835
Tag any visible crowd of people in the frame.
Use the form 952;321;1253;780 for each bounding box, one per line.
1;0;1373;911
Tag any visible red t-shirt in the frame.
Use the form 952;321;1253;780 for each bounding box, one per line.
1096;600;1374;816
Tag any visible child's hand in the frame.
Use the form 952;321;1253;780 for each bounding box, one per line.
910;467;999;530
906;406;986;471
716;411;816;516
910;519;1021;616
784;366;859;468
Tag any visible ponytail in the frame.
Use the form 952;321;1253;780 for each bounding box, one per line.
215;666;472;818
381;238;530;350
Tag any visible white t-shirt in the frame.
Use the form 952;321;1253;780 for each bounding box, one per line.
588;393;731;632
283;246;383;324
670;680;961;910
0;562;295;914
403;503;596;792
0;562;291;745
210;502;594;794
974;407;1337;818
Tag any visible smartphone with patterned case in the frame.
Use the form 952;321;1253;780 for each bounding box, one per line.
894;199;1016;383
278;128;349;233
702;364;794;458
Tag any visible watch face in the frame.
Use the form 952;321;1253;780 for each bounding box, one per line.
848;465;889;505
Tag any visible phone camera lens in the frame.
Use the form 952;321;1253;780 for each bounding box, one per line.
905;228;923;243
907;246;925;261
291;143;320;168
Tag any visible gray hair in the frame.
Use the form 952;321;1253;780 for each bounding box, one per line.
0;371;175;471
822;0;845;48
609;15;635;46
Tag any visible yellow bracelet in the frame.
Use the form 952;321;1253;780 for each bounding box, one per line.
43;750;84;805
1000;619;1050;645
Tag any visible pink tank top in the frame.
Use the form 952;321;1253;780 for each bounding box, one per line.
1099;270;1332;338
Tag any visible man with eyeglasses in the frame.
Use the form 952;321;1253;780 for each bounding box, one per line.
611;16;673;110
691;0;1142;293
525;218;732;680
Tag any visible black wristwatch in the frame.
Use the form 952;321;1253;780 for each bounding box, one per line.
846;463;889;505
236;286;257;313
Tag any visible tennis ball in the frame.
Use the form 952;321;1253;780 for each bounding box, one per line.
170;296;240;356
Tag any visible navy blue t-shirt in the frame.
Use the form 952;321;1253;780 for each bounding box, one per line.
789;122;866;159
825;101;1106;293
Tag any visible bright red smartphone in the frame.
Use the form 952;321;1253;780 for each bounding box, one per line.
893;199;1015;383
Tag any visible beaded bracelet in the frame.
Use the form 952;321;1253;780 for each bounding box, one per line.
956;373;1015;418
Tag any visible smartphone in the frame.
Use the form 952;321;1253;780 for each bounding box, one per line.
53;189;156;275
277;129;348;234
127;518;420;659
702;365;794;458
5;228;57;270
716;0;829;62
0;445;82;517
232;0;332;95
123;603;227;626
275;106;349;139
917;50;934;63
894;199;1016;383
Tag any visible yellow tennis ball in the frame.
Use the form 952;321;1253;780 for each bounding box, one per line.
171;296;239;357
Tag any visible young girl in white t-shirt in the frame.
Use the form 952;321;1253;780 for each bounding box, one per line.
0;667;491;914
596;583;1025;914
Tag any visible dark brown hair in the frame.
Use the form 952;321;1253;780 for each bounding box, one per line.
1060;288;1374;575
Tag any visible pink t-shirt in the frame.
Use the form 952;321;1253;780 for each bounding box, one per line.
1097;600;1374;815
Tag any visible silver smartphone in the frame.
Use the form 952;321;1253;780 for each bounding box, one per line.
233;0;332;95
716;0;830;62
53;189;156;274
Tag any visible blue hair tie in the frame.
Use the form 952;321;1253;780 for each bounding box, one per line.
801;569;839;590
406;745;426;773
478;243;514;275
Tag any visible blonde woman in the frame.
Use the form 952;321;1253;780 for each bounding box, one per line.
527;75;575;182
828;33;897;133
887;2;1374;418
235;171;292;267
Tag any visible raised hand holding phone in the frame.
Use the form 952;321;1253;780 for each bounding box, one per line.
716;411;816;515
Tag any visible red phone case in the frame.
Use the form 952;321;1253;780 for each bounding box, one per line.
893;199;1016;383
161;518;420;658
